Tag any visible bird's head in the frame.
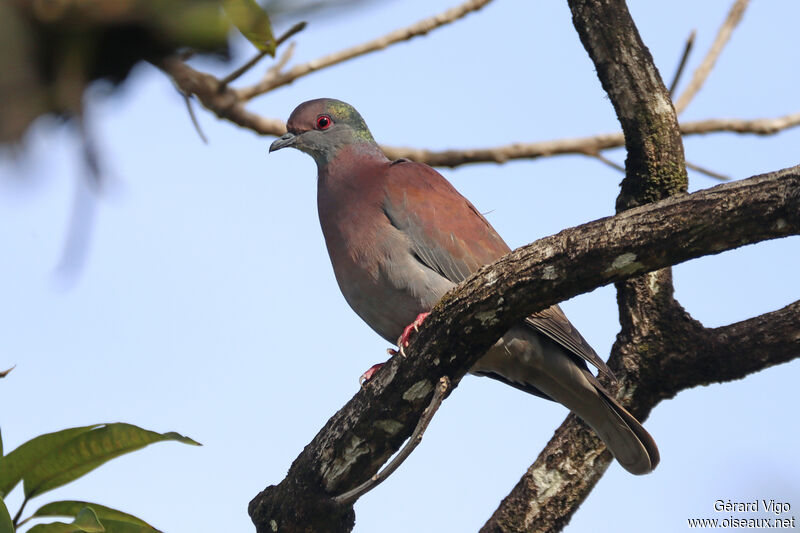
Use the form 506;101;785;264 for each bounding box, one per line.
269;98;378;165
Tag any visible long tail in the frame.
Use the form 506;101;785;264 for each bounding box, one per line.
581;371;659;475
472;325;659;475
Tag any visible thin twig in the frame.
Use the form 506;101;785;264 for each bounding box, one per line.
275;21;308;47
379;111;800;167
220;21;307;88
0;365;15;378
182;93;208;144
686;160;731;181
265;41;296;80
588;151;729;182
587;151;625;172
221;50;270;88
669;29;696;96
12;496;30;529
235;0;493;101
673;0;749;114
333;376;451;507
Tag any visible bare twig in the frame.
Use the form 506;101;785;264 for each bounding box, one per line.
686;160;730;181
182;93;208;144
679;112;800;134
669;29;696;96
673;0;749;114
264;41;296;80
380;111;800;167
0;365;15;378
587;151;625;172
220;21;307;88
235;0;493;101
333;376;451;507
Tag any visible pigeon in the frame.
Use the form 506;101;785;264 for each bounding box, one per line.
269;98;659;474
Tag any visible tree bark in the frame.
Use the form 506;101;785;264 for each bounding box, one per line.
481;1;795;531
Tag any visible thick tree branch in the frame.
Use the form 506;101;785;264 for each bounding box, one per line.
483;1;759;531
480;298;800;533
248;166;799;533
569;0;687;211
659;300;800;399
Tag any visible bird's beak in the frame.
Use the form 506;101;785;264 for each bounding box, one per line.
269;132;297;152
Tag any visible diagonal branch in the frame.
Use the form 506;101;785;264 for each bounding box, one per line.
219;21;306;88
248;166;800;533
668;29;696;96
235;0;493;101
673;0;749;115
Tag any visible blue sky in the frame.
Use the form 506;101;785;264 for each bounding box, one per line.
1;1;798;532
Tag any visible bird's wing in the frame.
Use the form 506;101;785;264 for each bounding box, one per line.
383;160;614;379
526;306;615;381
382;160;510;284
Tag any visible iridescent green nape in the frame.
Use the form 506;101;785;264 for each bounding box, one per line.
326;99;375;144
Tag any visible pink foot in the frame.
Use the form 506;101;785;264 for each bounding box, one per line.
397;312;431;356
359;363;384;386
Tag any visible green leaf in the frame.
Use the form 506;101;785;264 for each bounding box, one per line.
89;520;159;533
221;0;276;54
73;508;104;532
20;423;200;499
1;426;4;458
28;507;104;533
0;425;101;498
32;501;159;531
0;498;14;533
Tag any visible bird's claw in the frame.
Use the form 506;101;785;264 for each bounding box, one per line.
359;363;384;387
396;312;430;356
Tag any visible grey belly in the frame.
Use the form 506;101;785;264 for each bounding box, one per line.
335;253;454;343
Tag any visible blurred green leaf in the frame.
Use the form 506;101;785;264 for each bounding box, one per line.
28;507;104;533
32;501;159;531
0;425;101;498
151;1;231;51
0;498;13;533
222;0;276;54
21;423;200;499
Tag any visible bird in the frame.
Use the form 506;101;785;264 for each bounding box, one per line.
269;98;659;475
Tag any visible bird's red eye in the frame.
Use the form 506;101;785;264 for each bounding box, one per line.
316;115;332;130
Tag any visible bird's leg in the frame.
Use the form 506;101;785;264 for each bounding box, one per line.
359;363;384;386
359;347;402;386
360;313;430;385
397;312;431;357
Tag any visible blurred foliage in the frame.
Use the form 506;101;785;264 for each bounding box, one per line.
0;423;199;532
0;0;391;145
263;0;386;22
0;0;234;143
